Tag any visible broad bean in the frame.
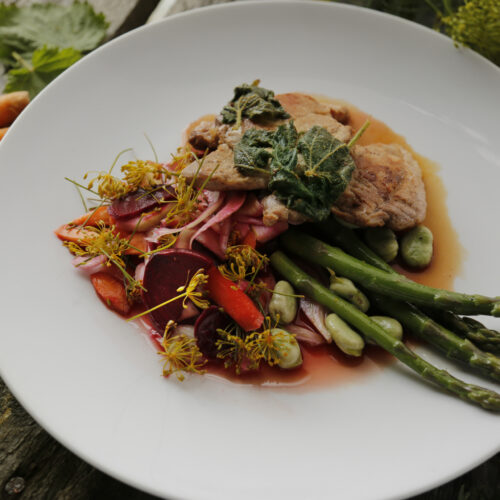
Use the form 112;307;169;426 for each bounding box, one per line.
367;316;403;344
270;328;303;369
325;313;365;357
329;273;370;312
364;227;398;262
269;281;298;325
400;225;433;268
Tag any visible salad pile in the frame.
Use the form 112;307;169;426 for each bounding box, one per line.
55;83;500;411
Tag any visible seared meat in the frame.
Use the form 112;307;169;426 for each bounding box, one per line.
261;194;309;227
183;96;426;232
180;143;268;191
183;93;351;191
276;93;352;143
329;103;349;124
332;143;426;231
187;120;220;152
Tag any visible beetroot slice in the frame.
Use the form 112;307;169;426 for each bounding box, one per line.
194;306;232;359
109;186;174;220
142;249;213;333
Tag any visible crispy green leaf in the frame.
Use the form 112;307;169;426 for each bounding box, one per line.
299;126;354;195
4;46;82;97
278;126;354;220
233;128;274;176
0;2;108;66
235;122;356;221
221;82;290;126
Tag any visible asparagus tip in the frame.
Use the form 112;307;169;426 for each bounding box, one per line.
492;301;500;317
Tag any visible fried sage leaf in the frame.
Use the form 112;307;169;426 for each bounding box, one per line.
233;128;274;176
235;122;356;221
221;82;290;127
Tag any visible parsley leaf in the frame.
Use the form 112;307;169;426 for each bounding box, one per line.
0;2;108;66
235;122;356;221
221;82;290;127
4;46;82;97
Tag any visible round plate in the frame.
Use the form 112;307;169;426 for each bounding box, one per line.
1;2;499;499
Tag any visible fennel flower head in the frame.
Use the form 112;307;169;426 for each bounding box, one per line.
442;0;500;63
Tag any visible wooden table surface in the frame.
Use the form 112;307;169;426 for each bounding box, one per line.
0;1;498;499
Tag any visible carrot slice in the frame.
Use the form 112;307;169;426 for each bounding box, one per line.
55;222;148;255
54;224;94;243
0;127;8;141
241;229;257;249
122;231;148;255
206;265;264;331
91;272;131;315
70;206;113;227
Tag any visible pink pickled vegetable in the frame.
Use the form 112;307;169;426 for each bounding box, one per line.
174;228;197;249
219;218;232;253
233;222;250;240
251;221;288;243
236;193;263;217
135;262;146;282
190;191;246;248
300;298;332;343
286;324;326;346
174;324;196;338
146;191;224;241
115;205;171;233
234;215;266;225
179;301;199;321
72;255;107;275
195;228;226;259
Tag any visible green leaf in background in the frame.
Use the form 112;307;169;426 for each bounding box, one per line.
4;46;82;97
0;1;108;66
442;0;500;64
333;1;499;64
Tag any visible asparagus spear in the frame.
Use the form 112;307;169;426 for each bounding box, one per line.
270;250;500;411
370;295;500;382
315;218;500;351
280;229;500;317
428;310;500;354
314;218;395;273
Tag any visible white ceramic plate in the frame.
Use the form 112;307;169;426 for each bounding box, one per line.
1;2;499;499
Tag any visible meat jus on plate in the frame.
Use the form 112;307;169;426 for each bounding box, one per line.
55;82;500;410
